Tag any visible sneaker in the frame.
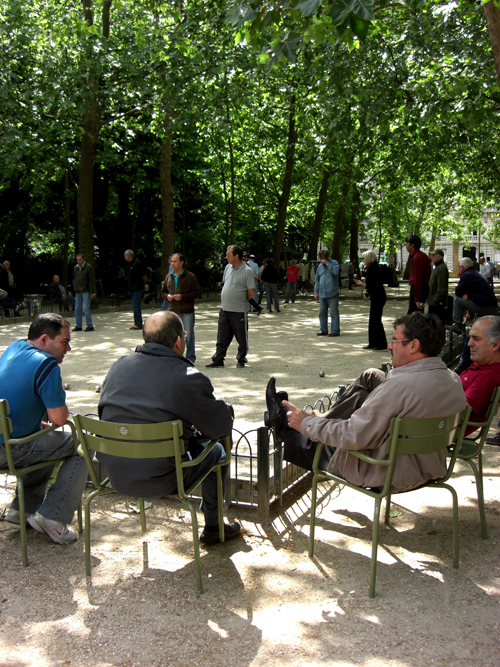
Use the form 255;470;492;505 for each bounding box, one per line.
2;508;21;524
27;512;78;544
200;522;243;546
486;431;500;446
84;326;95;332
72;327;82;332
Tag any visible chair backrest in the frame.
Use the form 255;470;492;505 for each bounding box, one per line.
378;406;472;494
465;385;500;441
73;413;184;460
0;399;13;445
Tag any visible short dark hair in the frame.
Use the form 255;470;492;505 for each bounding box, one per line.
76;253;84;259
319;249;330;260
28;313;70;341
143;311;183;349
393;312;444;356
228;245;243;259
172;252;185;264
405;235;422;250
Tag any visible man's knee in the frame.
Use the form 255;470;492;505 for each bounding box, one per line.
358;368;386;391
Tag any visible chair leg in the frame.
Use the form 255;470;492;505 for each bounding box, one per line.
369;498;383;598
216;467;224;543
469;455;488;540
384;494;392;526
183;498;203;594
442;483;460;569
17;479;28;567
139;498;147;533
308;473;319;558
84;486;103;577
77;499;83;534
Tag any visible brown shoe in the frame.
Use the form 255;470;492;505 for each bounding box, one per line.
129;325;142;330
316;331;327;336
328;332;340;337
486;431;500;446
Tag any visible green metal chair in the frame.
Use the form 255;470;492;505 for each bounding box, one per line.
457;385;500;540
0;399;82;566
73;413;231;594
308;405;472;598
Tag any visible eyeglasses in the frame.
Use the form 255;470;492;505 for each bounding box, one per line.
390;338;411;345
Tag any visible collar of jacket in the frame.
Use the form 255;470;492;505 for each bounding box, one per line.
135;341;193;365
388;356;448;376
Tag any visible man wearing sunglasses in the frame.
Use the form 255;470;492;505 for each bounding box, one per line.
265;312;466;493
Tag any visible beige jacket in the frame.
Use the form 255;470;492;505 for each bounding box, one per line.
300;357;467;492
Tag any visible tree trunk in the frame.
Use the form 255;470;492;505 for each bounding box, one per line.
307;163;331;261
349;188;360;265
63;171;71;287
272;93;297;267
429;225;437;253
484;0;500;91
453;240;459;275
226;103;236;245
331;180;350;261
160;114;175;277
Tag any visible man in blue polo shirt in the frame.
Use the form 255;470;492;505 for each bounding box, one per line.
0;313;88;544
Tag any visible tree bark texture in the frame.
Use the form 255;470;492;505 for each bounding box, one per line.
349;187;360;265
307;163;331;262
272;93;297;267
331;180;350;261
63;171;71;287
484;0;500;92
160;116;175;277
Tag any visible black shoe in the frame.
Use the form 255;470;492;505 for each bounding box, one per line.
72;327;82;331
205;361;224;368
256;305;263;316
265;377;288;428
200;522;243;546
236;361;246;368
362;345;374;349
84;327;95;331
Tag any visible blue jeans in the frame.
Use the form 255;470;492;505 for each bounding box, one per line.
285;282;297;303
264;283;279;311
319;294;340;334
130;290;143;328
75;292;92;328
0;429;88;524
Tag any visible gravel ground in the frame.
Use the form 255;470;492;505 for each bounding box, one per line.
0;293;499;667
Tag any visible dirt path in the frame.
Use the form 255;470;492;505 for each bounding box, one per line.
1;296;499;666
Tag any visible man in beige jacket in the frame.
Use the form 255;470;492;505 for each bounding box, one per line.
265;312;467;493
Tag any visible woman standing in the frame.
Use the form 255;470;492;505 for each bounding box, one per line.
354;251;388;350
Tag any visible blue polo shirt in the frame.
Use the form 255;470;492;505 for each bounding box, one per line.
0;340;66;441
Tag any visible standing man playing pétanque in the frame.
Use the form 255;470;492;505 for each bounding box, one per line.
72;253;95;332
124;249;147;330
160;252;201;364
206;245;255;369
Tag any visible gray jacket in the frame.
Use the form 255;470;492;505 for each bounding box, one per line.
97;342;233;495
300;357;467;492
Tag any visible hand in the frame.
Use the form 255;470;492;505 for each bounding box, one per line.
465;313;472;322
144;284;149;291
173;294;182;301
314;294;319;301
90;293;95;300
40;421;50;430
354;279;363;286
363;295;369;301
416;301;424;310
167;294;174;301
282;400;309;432
462;293;469;300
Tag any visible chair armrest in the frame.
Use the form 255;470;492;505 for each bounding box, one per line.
312;440;391;474
181;438;227;469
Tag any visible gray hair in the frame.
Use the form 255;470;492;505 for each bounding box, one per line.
319;249;330;260
143;311;183;349
475;316;500;345
362;250;377;265
459;257;473;269
124;249;134;258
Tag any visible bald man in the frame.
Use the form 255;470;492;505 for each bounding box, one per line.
98;311;242;545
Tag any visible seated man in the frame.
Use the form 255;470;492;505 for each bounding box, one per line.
0;313;88;543
97;310;243;545
265;312;467;492
457;315;500;435
448;258;497;334
49;275;75;312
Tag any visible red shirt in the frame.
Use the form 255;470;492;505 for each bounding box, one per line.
409;249;431;303
286;266;299;283
460;361;500;435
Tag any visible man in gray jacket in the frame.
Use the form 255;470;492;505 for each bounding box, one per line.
98;310;242;545
265;312;467;493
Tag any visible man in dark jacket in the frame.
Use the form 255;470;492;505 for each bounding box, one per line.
448;257;497;334
124;249;147;330
427;250;449;325
72;253;95;332
160;252;201;364
98;310;243;545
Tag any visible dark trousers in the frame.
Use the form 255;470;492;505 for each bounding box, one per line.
428;304;446;325
213;309;248;363
407;283;429;314
280;369;386;471
368;295;387;349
